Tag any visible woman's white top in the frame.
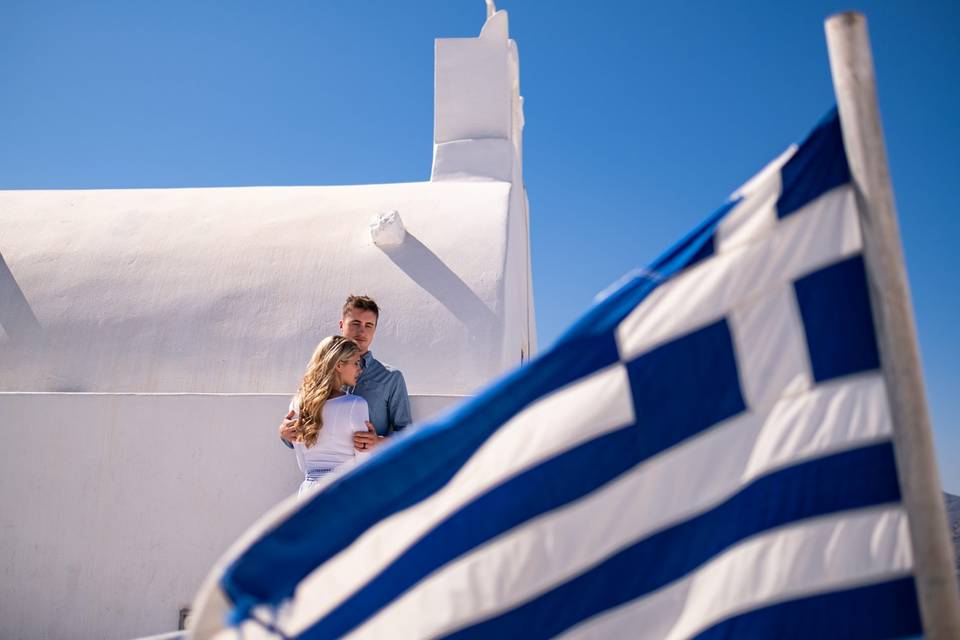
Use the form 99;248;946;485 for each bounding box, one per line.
289;394;370;497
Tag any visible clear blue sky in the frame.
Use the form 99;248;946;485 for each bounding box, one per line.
2;1;957;491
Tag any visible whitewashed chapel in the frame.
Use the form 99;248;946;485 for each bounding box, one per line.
0;9;533;639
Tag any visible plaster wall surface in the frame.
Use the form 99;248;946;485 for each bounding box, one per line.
431;9;534;362
0;9;533;638
433;11;512;144
0;392;461;640
0;180;519;395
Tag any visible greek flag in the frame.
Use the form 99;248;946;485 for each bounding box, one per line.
195;109;923;638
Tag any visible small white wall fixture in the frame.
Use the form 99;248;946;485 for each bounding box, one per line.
369;209;407;247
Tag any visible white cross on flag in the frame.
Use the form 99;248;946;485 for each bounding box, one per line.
188;106;952;639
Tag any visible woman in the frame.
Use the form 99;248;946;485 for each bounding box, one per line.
287;335;371;498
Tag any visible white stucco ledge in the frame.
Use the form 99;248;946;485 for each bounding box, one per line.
432;138;515;182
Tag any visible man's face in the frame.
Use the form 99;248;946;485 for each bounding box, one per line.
340;308;378;355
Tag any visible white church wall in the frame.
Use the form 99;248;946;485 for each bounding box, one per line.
0;8;533;639
0;392;462;640
430;9;534;367
502;183;534;365
433;11;511;145
503;34;535;364
431;137;515;183
0;180;515;395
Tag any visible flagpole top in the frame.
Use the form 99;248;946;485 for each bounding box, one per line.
826;10;864;24
825;12;868;44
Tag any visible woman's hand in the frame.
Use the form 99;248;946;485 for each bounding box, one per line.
279;410;299;442
354;421;381;452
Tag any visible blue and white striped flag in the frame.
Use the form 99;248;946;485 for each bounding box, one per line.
192;109;924;639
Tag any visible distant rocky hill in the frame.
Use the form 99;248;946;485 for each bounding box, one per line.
947;492;960;585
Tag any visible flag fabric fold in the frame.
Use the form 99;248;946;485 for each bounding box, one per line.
196;108;923;639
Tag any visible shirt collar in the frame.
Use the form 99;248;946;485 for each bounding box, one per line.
349;351;374;391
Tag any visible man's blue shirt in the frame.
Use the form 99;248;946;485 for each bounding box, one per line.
350;351;411;436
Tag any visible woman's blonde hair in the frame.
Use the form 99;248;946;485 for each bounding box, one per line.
295;335;361;448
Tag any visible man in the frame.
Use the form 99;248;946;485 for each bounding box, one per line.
280;295;412;452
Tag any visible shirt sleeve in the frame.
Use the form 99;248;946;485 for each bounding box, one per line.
351;396;371;432
388;371;412;432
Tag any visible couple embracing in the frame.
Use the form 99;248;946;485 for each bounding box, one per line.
279;295;411;498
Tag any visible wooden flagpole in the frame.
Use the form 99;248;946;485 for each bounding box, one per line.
825;11;960;638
